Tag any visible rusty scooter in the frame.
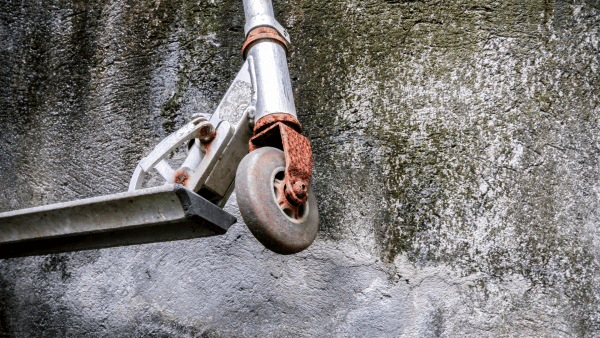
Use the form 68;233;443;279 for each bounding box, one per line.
0;0;317;257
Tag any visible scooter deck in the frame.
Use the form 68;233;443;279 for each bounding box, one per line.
0;184;236;258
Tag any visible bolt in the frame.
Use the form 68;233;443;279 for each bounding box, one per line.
174;172;190;186
198;123;216;143
292;180;307;199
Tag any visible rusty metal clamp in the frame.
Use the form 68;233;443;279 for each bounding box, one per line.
242;26;290;59
248;114;313;212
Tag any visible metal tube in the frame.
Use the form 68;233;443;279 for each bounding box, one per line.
247;44;296;119
243;0;274;23
242;0;290;43
243;0;296;120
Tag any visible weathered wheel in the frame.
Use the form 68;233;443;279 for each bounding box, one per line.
236;147;318;254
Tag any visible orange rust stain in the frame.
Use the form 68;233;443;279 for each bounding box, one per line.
248;114;313;205
174;171;190;186
242;27;289;59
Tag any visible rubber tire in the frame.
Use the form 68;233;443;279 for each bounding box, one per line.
236;147;319;254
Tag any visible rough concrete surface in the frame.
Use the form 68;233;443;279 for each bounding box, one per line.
1;0;599;336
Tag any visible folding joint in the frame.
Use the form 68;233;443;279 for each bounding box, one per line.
249;113;313;205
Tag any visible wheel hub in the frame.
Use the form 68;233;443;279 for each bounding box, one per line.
271;167;309;222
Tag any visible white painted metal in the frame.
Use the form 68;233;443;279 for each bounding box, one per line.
129;116;212;191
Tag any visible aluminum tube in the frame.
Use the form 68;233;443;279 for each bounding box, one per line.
247;42;296;119
243;0;290;44
243;0;274;23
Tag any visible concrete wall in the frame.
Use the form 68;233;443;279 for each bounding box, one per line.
1;0;599;336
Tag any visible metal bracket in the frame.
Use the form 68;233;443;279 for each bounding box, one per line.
249;113;313;208
242;27;289;59
129;117;219;191
129;58;255;207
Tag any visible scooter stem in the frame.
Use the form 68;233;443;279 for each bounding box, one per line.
242;0;313;207
243;0;275;22
242;0;296;122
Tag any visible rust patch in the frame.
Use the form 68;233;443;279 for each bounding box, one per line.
249;114;313;206
174;171;190;186
249;122;282;152
274;177;303;219
253;113;302;134
242;27;289;59
198;123;216;143
280;123;312;205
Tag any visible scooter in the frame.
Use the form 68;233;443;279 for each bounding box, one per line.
0;0;318;258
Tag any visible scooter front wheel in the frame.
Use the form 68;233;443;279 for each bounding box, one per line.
235;147;318;254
